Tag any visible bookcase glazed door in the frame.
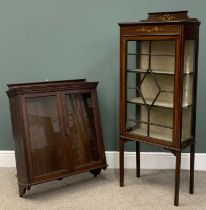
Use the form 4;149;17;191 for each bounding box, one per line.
125;37;179;145
23;93;67;181
62;90;102;172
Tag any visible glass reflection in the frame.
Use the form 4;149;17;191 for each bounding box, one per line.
26;96;64;176
65;93;100;168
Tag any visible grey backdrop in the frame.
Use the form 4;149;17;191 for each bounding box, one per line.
0;0;205;152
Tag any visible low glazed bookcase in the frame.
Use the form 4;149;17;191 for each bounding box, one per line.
7;79;107;196
118;11;200;206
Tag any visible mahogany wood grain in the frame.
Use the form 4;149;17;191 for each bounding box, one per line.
190;144;195;194
119;137;124;187
136;141;140;177
174;151;181;206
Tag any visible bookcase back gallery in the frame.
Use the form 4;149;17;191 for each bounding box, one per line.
7;79;107;197
119;11;200;206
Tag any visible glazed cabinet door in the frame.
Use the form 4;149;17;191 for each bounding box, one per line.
121;36;180;147
22;93;67;182
61;89;104;173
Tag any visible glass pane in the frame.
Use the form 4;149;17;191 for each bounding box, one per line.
65;93;100;168
127;54;149;70
26;96;65;177
127;103;148;136
127;40;149;71
149;107;173;141
182;40;196;141
184;40;195;73
126;40;175;142
150;41;175;73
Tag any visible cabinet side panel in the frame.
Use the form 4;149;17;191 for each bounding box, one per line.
9;96;29;185
184;24;199;39
92;90;107;163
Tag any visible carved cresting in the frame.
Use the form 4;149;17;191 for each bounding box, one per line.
136;26;164;33
134;11;195;23
159;14;176;21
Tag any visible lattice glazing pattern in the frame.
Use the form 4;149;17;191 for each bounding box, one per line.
126;40;175;142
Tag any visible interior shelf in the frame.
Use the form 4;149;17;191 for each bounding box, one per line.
127;68;193;75
127;127;173;142
128;119;173;129
127;97;191;108
127;53;175;57
127;127;187;142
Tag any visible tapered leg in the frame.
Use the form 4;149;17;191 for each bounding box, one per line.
136;141;140;177
174;151;181;206
190;144;195;194
120;138;124;187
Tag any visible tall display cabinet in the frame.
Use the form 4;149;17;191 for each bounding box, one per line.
119;11;200;206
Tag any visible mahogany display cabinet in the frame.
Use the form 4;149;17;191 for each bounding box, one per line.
119;11;200;206
7;79;107;197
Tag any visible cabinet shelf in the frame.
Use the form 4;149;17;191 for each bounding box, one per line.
127;127;173;142
127;97;191;108
127;53;175;57
127;87;173;94
128;119;173;129
127;69;193;75
127;127;187;142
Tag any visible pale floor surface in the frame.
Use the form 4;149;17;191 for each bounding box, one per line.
0;168;206;210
